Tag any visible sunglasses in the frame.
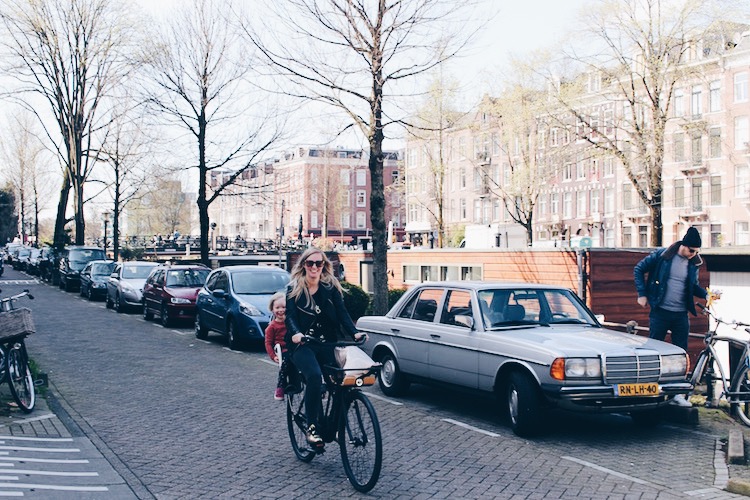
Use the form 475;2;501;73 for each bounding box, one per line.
686;247;699;254
304;259;325;268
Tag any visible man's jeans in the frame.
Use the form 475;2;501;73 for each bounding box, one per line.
649;307;690;350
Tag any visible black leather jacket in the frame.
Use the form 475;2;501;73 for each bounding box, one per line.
284;282;357;347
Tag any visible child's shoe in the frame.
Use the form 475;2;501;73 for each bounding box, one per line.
274;387;284;401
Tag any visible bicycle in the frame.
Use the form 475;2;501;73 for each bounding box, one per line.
285;336;383;492
690;302;750;425
0;289;36;413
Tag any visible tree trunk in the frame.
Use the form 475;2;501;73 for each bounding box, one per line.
369;79;388;314
53;172;71;248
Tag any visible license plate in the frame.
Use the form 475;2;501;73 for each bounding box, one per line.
616;383;659;397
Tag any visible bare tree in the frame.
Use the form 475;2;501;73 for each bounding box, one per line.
246;0;482;314
142;0;283;265
549;0;731;246
0;0;134;248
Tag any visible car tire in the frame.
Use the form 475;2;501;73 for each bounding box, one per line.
115;294;124;313
105;293;113;309
378;352;409;396
79;284;86;297
143;302;154;321
87;287;95;301
58;277;65;289
195;312;208;340
506;371;544;437
227;319;241;351
160;304;171;327
64;279;73;292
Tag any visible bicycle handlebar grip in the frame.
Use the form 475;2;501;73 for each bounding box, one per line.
27;293;34;300
697;302;706;311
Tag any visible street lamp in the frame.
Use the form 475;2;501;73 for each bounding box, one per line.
103;211;111;257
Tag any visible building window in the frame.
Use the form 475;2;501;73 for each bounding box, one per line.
622;226;632;247
691;85;702;117
458;137;466;158
604;157;614;177
709;128;721;158
356;190;366;207
604;188;614;214
311;167;318;182
356;211;366;229
622;183;633;210
735;72;748;103
590;189;600;214
736;164;750;197
550;128;558;147
460;198;467;220
341;212;351;229
639;226;648;247
691;179;703;212
674;178;685;208
311;211;319;229
711;224;722;247
492;133;500;155
356;169;367;186
459;167;466;189
563;163;572;181
691;132;702;166
605;228;615;247
340;170;350;185
673;132;684;161
576;161;586;179
709;81;721;112
710;176;721;206
735;116;749;149
737;221;749;245
551;193;559;215
391;169;399;184
474;200;482;222
538;195;547;217
673;88;684;117
563;192;572;218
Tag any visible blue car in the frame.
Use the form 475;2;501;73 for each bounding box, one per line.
195;265;290;350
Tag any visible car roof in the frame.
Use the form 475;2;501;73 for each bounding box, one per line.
161;264;209;270
215;265;288;273
414;281;568;291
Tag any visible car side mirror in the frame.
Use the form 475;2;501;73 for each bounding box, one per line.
453;315;474;329
595;314;605;323
212;289;228;298
110;272;118;278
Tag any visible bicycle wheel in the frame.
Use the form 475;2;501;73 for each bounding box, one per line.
286;380;315;462
7;344;35;413
338;390;382;493
730;362;750;426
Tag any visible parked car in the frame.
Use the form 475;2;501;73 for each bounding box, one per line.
142;264;210;326
195;265;290;350
58;246;107;292
0;255;4;277
38;247;60;284
106;261;159;312
4;243;22;264
11;246;31;271
356;281;692;437
79;260;116;301
25;248;43;275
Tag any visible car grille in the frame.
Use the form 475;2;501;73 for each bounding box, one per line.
603;352;660;384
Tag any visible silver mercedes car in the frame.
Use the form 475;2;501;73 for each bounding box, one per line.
356;281;692;436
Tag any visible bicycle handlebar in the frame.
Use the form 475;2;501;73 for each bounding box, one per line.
697;302;749;330
299;334;367;348
0;289;34;303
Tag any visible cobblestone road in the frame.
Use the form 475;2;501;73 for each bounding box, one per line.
2;268;748;499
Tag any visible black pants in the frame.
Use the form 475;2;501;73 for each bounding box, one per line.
291;343;336;429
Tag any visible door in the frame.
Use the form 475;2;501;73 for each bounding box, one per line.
388;287;444;379
429;289;479;389
202;271;230;331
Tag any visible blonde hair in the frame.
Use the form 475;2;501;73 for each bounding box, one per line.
268;291;285;312
288;248;343;305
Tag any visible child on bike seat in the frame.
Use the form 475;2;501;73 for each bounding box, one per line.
265;292;288;401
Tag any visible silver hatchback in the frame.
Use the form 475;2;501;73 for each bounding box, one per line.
356;281;691;436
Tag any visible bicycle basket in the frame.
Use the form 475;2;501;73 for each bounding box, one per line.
0;308;35;339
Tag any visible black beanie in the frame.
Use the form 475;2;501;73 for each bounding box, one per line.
682;226;702;248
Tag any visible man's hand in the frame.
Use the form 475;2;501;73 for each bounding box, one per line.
292;333;304;344
637;296;648;308
354;332;368;341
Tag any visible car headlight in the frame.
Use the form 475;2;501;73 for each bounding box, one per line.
550;357;602;380
121;283;135;293
170;297;191;304
239;303;262;316
661;353;688;376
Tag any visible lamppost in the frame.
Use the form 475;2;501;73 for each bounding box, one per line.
103;211;111;257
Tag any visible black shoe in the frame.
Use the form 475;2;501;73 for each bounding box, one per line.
306;424;323;446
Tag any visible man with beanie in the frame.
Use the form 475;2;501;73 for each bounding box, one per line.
634;226;708;407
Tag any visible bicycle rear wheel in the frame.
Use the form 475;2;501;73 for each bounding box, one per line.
7;344;34;413
730;362;750;426
338;390;382;493
286;380;315;462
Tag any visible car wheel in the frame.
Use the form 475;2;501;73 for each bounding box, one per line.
87;287;95;301
58;276;65;289
105;293;113;309
64;279;73;292
506;371;544;437
115;294;124;313
630;409;662;427
160;304;171;327
227;319;241;351
378;352;409;396
143;302;154;321
79;284;86;297
195;312;208;340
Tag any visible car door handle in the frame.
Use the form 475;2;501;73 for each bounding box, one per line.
390;328;400;333
430;334;440;339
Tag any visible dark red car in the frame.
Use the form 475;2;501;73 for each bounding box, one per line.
142;264;210;327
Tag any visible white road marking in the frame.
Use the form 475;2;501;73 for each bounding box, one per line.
0;491;22;496
0;414;55;428
172;330;190;335
0;478;16;482
0;470;97;477
222;348;242;354
365;393;403;406
0;446;79;453
441;418;500;437
0;483;108;492
0;457;88;464
0;436;72;442
562;456;656;487
259;359;277;367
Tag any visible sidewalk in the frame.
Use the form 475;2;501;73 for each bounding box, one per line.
0;385;70;438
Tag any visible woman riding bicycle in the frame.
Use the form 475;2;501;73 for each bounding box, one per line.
285;248;367;447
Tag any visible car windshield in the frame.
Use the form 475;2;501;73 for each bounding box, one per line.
122;265;154;279
477;288;597;329
69;249;106;266
92;263;115;276
232;271;290;295
166;269;209;287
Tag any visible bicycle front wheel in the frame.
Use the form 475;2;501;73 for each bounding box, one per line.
286;380;315;462
730;362;750;426
7;344;35;413
338;390;382;493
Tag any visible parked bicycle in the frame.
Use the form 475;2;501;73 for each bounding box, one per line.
690;302;750;425
285;336;382;492
0;289;36;413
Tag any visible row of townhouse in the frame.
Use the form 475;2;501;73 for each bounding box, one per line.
405;27;750;249
207;147;404;245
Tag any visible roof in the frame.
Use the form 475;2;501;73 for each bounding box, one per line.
416;280;570;291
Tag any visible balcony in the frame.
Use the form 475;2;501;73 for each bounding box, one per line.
678;207;709;222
